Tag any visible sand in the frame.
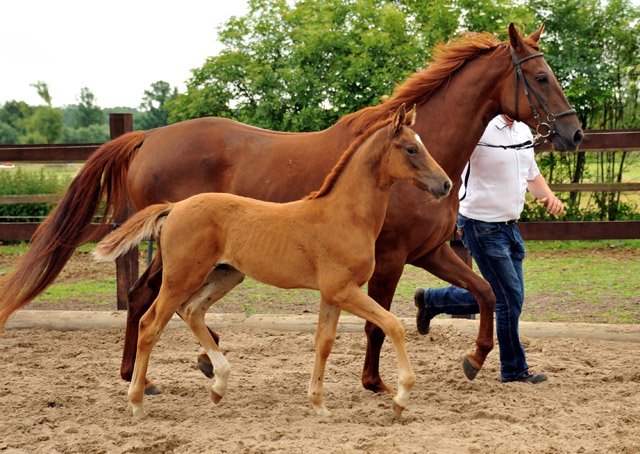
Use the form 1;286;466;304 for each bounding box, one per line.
1;316;639;454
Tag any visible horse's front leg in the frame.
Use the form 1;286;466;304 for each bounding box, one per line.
334;285;415;417
411;242;495;380
308;299;341;417
361;259;405;394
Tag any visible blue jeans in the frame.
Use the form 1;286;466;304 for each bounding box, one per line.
424;214;528;382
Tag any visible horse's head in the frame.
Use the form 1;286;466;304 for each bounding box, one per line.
499;23;583;151
387;105;452;199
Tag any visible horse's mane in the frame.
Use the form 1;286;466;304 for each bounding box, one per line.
338;31;508;134
305;117;394;200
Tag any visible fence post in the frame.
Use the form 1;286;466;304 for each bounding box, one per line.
109;114;137;310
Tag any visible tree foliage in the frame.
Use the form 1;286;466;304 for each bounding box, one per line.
168;0;458;131
138;81;178;130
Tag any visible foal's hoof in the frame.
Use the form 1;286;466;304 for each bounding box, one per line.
462;354;480;381
210;389;223;404
131;405;147;420
392;402;405;419
197;354;214;379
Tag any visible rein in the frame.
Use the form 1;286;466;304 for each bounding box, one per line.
509;46;576;145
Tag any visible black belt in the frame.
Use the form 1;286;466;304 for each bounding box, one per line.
504;219;517;225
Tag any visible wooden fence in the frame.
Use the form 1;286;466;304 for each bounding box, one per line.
0;114;638;309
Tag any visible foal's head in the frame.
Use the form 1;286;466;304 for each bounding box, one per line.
385;105;452;200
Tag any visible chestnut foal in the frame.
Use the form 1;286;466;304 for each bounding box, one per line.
93;105;451;419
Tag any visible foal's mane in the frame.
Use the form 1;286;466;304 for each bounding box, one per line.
305;117;394;200
338;31;512;135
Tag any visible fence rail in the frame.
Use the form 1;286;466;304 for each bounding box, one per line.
1;117;639;309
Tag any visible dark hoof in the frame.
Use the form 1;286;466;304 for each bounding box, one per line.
462;356;479;381
198;355;214;379
144;385;160;395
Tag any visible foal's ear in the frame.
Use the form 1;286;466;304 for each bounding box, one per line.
528;21;545;43
405;104;417;127
392;103;407;132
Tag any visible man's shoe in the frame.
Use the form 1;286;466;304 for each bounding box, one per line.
415;287;435;335
503;371;548;384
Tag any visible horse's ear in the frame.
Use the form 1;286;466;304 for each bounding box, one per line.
405;104;417;127
393;103;407;132
508;23;524;50
528;22;545;43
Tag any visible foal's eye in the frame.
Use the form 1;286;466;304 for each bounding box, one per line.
406;147;418;155
535;75;549;84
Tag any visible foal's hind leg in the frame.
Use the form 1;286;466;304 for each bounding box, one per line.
190;265;243;379
129;291;184;420
177;266;245;404
308;299;341;417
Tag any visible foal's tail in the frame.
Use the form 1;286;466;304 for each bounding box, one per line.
93;203;174;263
0;131;146;331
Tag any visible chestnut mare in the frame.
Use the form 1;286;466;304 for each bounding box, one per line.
0;24;582;395
93;105;452;418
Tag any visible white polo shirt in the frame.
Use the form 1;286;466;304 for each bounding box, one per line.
459;116;540;222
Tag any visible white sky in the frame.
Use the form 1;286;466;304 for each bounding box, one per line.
0;0;249;108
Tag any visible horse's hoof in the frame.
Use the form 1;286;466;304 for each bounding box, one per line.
363;379;396;395
198;355;214;379
462;355;480;381
210;389;223;404
144;384;160;395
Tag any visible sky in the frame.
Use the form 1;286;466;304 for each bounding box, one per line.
1;0;249;108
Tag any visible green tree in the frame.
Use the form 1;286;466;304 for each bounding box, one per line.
0;122;19;144
0;101;32;144
138;81;178;130
30;81;52;107
168;0;458;131
75;87;105;127
20;106;64;144
530;0;640;220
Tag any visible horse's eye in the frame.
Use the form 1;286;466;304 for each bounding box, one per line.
535;75;548;84
406;147;418;155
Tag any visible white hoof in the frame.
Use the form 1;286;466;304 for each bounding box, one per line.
312;404;331;417
131;404;147;420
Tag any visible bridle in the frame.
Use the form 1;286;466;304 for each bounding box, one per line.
510;46;577;143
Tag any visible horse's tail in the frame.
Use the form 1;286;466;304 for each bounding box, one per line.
0;131;146;331
93;203;174;262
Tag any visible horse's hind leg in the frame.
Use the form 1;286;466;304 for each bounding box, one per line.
178;266;244;404
121;252;162;392
128;290;183;420
308;299;341;417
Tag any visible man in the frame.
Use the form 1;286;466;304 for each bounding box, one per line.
415;114;563;384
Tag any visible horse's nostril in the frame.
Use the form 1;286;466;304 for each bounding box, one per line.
573;129;584;145
443;180;452;194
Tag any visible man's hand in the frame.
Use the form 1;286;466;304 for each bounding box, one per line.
539;195;564;216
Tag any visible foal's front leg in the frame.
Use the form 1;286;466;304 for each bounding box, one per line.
308;300;341;417
333;284;415;416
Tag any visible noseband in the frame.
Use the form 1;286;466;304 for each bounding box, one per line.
510;47;576;142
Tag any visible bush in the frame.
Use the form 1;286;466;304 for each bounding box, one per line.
0;167;73;222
